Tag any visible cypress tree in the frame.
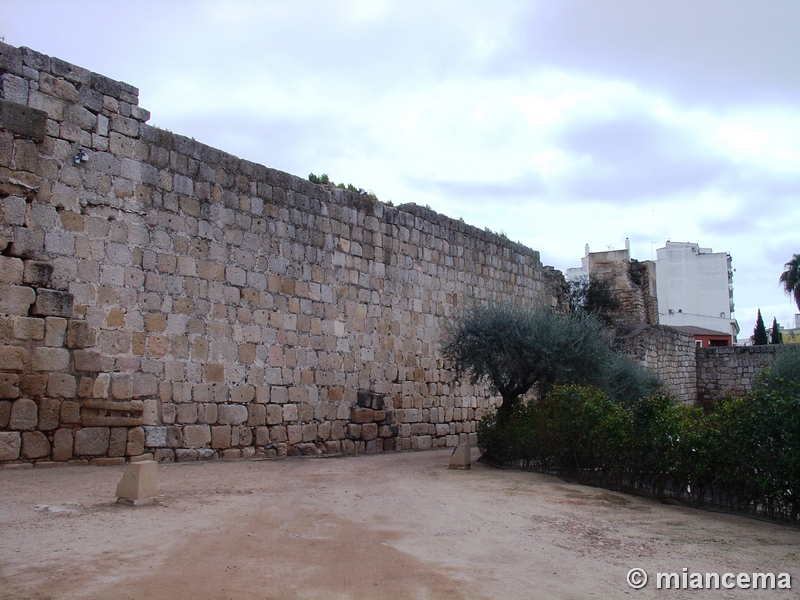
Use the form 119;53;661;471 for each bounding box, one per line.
753;309;769;345
771;317;783;344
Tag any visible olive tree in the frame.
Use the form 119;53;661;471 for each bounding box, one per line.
441;302;613;421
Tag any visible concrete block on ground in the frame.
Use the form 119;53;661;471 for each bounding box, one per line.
115;460;157;506
449;444;472;470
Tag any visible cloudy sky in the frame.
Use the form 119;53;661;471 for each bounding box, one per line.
3;1;800;334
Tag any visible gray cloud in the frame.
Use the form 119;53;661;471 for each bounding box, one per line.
404;173;548;203
555;115;729;201
508;0;800;108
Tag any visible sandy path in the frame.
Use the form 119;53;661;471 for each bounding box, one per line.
1;449;798;599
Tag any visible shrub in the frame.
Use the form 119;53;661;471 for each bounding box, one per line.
756;344;800;394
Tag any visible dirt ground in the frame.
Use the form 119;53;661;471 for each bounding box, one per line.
1;449;799;600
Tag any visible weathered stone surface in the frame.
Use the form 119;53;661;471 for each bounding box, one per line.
217;404;247;425
73;427;110;456
30;289;74;318
0;98;46;142
60;400;80;424
12;316;44;340
108;427;128;457
0;400;10;427
184;425;211;448
21;431;50;459
81;399;143;427
7;228;44;259
0;345;27;371
0;431;21;461
44;317;67;347
73;350;114;372
0;256;24;284
211;426;231;449
31;347;70;371
47;373;76;398
9;398;37;430
22;261;54;287
0;374;20;400
126;426;145;456
0;285;35;315
144;426;167;448
37;398;61;430
175;448;198;462
351;407;374;424
66;320;95;348
51;428;73;461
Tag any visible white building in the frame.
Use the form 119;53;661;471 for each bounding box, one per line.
655;241;739;341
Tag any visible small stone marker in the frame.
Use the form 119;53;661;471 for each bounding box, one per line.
115;460;158;506
449;445;471;470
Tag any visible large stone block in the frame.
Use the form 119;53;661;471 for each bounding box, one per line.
0;98;46;142
7;228;44;259
108;427;128;457
0;256;23;284
30;289;74;318
0;345;27;371
0;284;35;315
47;373;76;398
9;398;37;430
0;431;21;461
351;407;374;424
211;426;231;449
37;398;61;430
80;400;143;427
44;317;67;347
21;431;50;459
22;261;54;287
66;320;95;348
31;347;70;371
73;427;110;456
73;350;114;372
52;428;73;461
0;374;19;400
217;404;248;425
126;426;145;456
144;426;167;448
184;425;211;448
12;316;44;341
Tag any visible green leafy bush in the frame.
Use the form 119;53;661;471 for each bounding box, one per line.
477;381;800;523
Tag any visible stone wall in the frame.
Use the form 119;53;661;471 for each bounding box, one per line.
0;43;563;465
614;324;697;403
587;250;658;326
696;345;777;408
615;325;779;405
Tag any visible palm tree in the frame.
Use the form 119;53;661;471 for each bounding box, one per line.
779;254;800;312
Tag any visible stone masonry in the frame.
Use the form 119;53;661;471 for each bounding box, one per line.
696;345;777;408
0;43;563;465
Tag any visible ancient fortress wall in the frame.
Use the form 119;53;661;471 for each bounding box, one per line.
616;324;779;405
696;345;777;407
0;44;563;465
614;325;698;403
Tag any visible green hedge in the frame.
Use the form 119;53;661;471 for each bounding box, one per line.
478;380;800;523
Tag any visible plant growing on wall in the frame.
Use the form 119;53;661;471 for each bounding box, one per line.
308;172;379;201
567;275;621;326
753;309;769;345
